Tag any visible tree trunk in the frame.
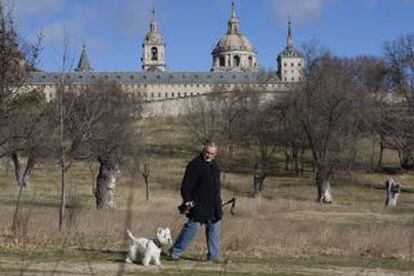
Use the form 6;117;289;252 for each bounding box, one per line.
95;157;120;209
58;84;66;231
299;146;305;176
10;153;35;187
385;177;401;208
291;145;299;176
370;138;376;168
315;168;332;203
401;150;414;170
252;162;266;197
11;183;24;234
59;149;66;231
284;149;290;172
377;135;384;167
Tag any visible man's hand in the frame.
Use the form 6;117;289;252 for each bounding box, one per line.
178;201;194;214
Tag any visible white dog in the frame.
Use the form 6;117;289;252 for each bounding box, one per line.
125;227;172;266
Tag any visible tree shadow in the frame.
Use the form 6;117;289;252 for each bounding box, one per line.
76;247;127;263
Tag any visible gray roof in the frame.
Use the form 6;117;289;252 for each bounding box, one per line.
279;46;304;58
26;71;281;85
75;45;92;72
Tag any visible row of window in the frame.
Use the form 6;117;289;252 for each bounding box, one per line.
143;92;201;98
283;62;302;68
283;70;300;74
33;83;282;90
283;76;302;82
34;73;260;81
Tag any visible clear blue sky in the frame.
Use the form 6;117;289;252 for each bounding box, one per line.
4;0;414;72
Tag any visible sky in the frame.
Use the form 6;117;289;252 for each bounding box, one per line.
2;0;414;72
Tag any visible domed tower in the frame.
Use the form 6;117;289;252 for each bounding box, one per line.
141;8;166;72
211;1;258;72
277;18;304;82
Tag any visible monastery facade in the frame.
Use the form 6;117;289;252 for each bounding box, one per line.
26;1;304;104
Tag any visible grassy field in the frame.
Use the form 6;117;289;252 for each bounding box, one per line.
1;118;414;275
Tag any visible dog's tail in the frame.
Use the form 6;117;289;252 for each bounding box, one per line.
125;229;135;241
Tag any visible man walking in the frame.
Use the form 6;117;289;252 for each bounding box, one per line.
170;140;222;262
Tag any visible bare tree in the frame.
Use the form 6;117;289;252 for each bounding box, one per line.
384;34;414;169
0;3;46;236
0;2;43;172
385;34;414;107
352;56;391;168
53;29;75;231
182;94;220;143
63;81;142;209
182;88;250;163
286;54;365;203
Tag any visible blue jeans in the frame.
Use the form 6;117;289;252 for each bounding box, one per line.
170;219;221;261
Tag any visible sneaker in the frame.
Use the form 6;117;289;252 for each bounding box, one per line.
207;258;220;264
164;252;180;261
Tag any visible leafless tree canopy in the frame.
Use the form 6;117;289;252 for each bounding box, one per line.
63;81;142;208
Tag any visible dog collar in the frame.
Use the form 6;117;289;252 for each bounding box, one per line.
153;238;162;248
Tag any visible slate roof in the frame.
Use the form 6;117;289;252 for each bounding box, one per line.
26;71;281;85
75;45;93;72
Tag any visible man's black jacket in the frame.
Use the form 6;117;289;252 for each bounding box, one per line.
181;154;222;223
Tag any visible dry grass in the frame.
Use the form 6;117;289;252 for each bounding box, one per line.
0;118;414;274
1;158;413;263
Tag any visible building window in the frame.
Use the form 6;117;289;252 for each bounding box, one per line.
298;63;302;67
291;62;294;67
233;55;241;66
151;47;158;61
219;56;225;67
284;62;287;67
248;56;253;67
158;93;161;97
172;92;175;97
178;92;181;97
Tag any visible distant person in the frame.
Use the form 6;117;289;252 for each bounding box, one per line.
169;140;222;262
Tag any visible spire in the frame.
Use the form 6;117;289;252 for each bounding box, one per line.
75;45;92;72
287;15;293;49
231;0;236;18
228;0;240;34
150;6;158;33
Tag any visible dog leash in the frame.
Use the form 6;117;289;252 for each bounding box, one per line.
167;197;237;229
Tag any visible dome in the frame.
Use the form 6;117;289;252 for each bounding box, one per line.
214;33;254;53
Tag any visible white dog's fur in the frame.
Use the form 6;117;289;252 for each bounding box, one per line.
125;227;172;266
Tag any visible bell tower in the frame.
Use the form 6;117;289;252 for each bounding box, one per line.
141;8;166;71
277;17;304;82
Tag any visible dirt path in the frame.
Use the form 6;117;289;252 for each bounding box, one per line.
1;256;412;276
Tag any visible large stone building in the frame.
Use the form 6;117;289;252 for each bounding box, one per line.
27;1;304;108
